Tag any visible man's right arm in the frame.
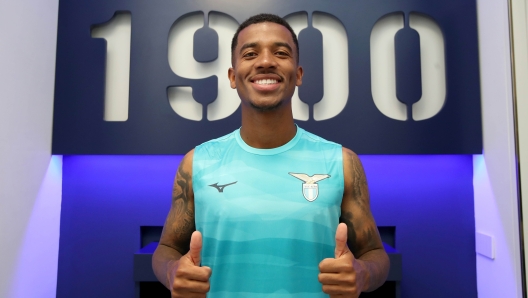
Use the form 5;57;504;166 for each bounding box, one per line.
152;150;211;296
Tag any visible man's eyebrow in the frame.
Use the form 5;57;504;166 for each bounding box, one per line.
239;42;258;54
274;42;293;52
238;42;293;54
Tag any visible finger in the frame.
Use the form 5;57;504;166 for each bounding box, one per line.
173;281;210;294
176;266;211;282
335;223;348;258
184;280;211;293
318;272;342;284
319;258;340;273
202;266;212;278
323;284;357;296
172;287;209;298
319;258;354;273
175;294;206;298
323;283;349;295
189;231;203;266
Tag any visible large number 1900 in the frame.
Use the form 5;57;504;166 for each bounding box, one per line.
92;11;446;123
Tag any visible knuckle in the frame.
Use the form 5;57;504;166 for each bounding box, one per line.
172;279;183;290
350;286;359;296
349;271;357;282
341;275;356;287
202;267;212;276
343;262;353;272
321;285;330;293
174;269;185;278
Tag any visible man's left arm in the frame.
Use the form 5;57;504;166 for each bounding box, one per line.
318;147;390;296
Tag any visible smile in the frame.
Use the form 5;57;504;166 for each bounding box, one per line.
255;79;278;85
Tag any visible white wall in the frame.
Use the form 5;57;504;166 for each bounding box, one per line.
0;0;61;297
510;0;528;286
474;0;524;296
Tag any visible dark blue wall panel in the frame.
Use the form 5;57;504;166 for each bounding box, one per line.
52;0;482;154
57;154;476;298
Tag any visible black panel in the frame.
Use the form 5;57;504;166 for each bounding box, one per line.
139;282;170;298
360;282;398;298
140;226;163;248
138;281;398;298
53;0;482;154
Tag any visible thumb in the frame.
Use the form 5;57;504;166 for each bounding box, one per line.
188;230;203;266
334;223;349;258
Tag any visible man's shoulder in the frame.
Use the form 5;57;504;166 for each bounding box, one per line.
193;129;238;159
196;130;237;147
298;127;342;147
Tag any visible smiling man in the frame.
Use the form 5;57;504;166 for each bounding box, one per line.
152;13;389;298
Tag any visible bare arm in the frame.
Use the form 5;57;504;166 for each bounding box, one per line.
152;150;210;296
318;148;389;296
340;147;389;292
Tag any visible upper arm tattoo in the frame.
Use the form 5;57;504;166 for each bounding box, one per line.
341;148;383;257
160;153;195;254
349;150;369;211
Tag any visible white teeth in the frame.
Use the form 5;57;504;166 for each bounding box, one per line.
255;79;278;85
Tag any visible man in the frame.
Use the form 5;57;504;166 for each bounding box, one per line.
152;13;389;297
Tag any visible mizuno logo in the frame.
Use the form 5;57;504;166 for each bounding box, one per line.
209;181;237;193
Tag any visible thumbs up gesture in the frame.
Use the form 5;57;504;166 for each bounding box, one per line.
318;223;365;298
168;231;212;298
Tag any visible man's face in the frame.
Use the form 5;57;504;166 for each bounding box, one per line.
228;22;303;111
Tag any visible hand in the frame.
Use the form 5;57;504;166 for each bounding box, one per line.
318;223;365;297
168;231;212;298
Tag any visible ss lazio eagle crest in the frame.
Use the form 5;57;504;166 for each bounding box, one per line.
289;172;331;202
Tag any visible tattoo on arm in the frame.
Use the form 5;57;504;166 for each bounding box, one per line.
160;155;195;255
342;148;390;290
348;150;369;212
342;149;381;257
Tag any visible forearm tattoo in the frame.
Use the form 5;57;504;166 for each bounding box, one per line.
342;149;389;290
342;149;380;257
162;160;195;254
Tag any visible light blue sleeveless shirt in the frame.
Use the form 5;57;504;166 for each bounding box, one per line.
193;127;344;297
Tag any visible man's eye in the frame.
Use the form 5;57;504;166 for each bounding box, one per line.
276;51;289;57
243;52;257;58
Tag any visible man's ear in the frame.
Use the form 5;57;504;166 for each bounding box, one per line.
296;65;304;86
228;67;236;89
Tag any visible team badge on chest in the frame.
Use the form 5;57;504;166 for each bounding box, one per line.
289;173;331;202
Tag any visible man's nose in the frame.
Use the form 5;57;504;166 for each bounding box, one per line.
255;50;277;69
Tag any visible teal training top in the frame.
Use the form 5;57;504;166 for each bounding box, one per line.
193;126;344;297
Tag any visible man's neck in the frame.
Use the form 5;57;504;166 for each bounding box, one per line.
240;105;297;149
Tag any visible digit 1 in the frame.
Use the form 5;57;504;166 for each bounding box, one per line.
91;12;131;121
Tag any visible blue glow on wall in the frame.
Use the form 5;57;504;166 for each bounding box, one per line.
361;155;476;295
57;154;476;297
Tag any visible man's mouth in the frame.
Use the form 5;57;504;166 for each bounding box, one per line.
249;74;282;91
254;79;278;85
